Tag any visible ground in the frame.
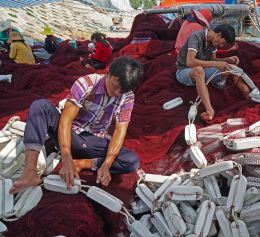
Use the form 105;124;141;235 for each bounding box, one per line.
0;1;138;42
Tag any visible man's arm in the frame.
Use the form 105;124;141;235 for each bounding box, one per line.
186;50;229;69
211;52;239;65
58;100;80;188
96;121;129;186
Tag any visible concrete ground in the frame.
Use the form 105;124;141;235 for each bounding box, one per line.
0;0;138;42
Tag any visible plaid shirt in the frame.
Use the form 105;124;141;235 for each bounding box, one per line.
68;74;134;138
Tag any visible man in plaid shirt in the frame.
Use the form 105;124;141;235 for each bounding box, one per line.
10;56;143;193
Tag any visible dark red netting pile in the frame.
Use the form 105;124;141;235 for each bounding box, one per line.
1;13;260;236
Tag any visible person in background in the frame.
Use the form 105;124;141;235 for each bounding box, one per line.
33;27;57;60
9;56;143;194
81;32;113;70
175;9;212;54
0;20;21;49
8;31;35;64
176;24;249;122
0;20;11;47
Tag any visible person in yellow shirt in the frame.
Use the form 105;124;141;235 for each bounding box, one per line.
8;32;35;64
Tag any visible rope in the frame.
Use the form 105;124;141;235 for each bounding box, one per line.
248;14;260;32
252;0;260;28
191;66;247;110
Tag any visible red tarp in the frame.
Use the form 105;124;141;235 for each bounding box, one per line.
1;13;260;236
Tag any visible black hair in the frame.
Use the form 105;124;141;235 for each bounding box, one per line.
91;32;109;47
109;56;143;93
13;39;26;45
214;24;235;44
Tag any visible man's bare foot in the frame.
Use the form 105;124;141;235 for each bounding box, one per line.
9;172;41;194
201;110;214;122
73;159;94;173
73;160;83;173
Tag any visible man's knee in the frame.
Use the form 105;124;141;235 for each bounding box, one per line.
190;66;204;80
125;152;140;173
30;99;52;112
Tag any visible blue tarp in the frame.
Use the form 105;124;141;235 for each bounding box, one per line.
0;0;61;8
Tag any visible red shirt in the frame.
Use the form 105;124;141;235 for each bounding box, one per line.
90;42;112;63
175;20;204;54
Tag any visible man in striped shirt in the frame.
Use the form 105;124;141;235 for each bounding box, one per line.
10;56;143;193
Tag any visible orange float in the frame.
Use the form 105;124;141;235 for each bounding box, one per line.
160;0;260;7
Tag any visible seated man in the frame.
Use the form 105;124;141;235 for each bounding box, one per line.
10;56;143;193
34;27;57;60
176;24;249;121
175;9;212;54
8;32;35;65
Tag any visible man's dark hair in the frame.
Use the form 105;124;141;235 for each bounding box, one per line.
109;56;143;93
214;24;235;44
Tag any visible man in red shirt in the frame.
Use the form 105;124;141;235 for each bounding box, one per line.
175;9;212;54
81;32;113;70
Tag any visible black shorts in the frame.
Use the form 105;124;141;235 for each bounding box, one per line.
81;58;106;70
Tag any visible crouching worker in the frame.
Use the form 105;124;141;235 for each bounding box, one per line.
81;32;112;70
33;27;57;60
176;24;249;122
10;56;143;194
8;32;35;65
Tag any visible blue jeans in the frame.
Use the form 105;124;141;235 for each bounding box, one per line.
33;48;52;60
24;99;139;174
176;67;226;88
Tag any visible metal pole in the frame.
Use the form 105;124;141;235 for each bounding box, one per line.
144;4;250;18
144;7;181;15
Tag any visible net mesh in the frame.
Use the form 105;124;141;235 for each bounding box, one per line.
0;0;61;8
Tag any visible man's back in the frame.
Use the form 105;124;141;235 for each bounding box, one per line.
10;41;35;64
44;35;57;54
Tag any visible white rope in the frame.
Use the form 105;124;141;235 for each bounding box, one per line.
193;68;241;108
248;14;260;32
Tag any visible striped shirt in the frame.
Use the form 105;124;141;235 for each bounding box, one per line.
68;74;134;138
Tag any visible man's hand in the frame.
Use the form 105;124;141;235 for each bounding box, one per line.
58;101;80;189
96;163;111;186
59;156;79;189
227;56;239;65
214;61;230;70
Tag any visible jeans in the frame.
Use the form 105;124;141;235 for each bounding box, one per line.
24;99;140;174
176;67;225;88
